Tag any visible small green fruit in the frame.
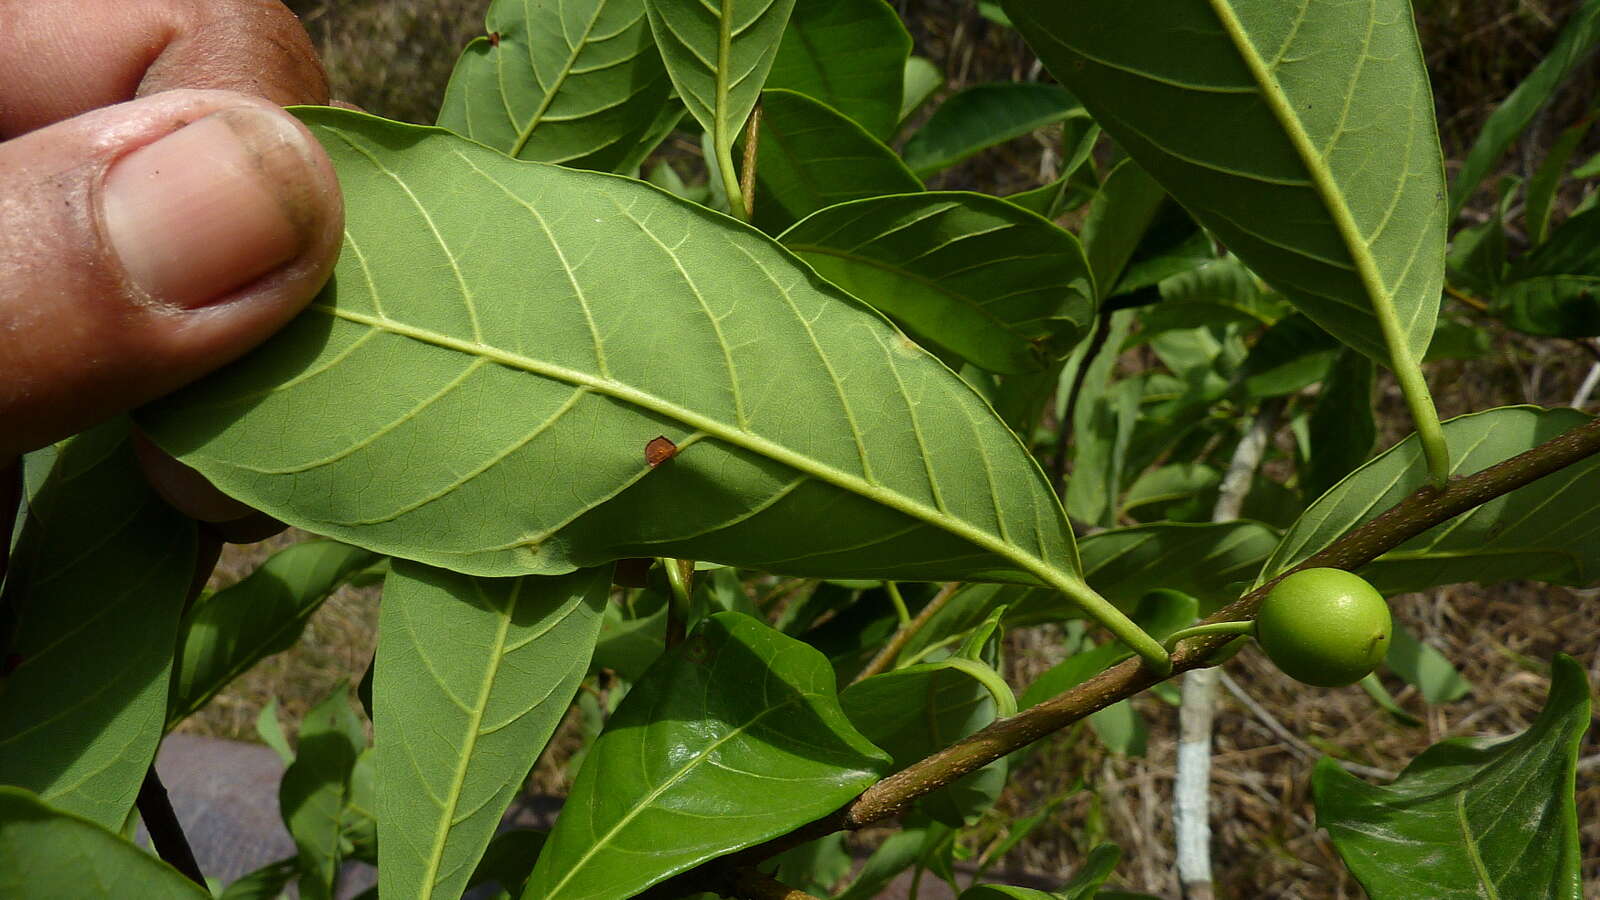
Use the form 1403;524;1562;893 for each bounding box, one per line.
1254;568;1391;687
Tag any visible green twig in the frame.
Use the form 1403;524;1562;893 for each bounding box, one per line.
662;558;694;647
884;581;911;626
1162;620;1253;653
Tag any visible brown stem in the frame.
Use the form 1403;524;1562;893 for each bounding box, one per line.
137;765;205;887
726;868;822;900
1052;311;1114;497
1443;282;1490;314
740;101;762;222
852;582;960;683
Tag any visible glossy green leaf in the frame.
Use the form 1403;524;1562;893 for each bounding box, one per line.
1080;522;1278;610
780;192;1094;374
1005;116;1099;219
645;0;797;215
0;420;194;830
1082;159;1168;302
1494;207;1600;337
834;828;928;900
524;612;890;899
1446;219;1507;298
962;842;1119;899
772;833;852;897
1262;406;1600;593
1148;257;1286;332
1063;312;1136;528
280;685;365;900
436;0;672;171
901;83;1080;177
168;540;376;728
1448;0;1600;216
766;0;909;138
592;591;668;679
1089;700;1145;756
0;787;208;898
1120;463;1220;522
1303;348;1376;501
1005;0;1447;369
1493;276;1600;338
1314;654;1590;899
220;857;300;900
1239;313;1339;398
140;110;1084;597
1385;621;1472;706
377;563;608;900
843;659;1007;826
1421;317;1492;363
746;88;922;234
1358;672;1422;728
255;699;294;767
1525;114;1596;245
614;99;688;176
466;828;546;896
899;56;943;124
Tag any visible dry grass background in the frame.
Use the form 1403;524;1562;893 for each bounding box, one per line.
186;1;1600;896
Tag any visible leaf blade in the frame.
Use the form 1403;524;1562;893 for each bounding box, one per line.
0;421;195;830
376;563;608;900
1313;655;1589;900
780;191;1094;374
523;612;890;899
140;110;1082;596
437;0;673;171
1003;0;1447;367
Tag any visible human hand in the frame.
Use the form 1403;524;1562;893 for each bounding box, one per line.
0;0;345;559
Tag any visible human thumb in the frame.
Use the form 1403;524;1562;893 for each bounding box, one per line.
0;89;342;459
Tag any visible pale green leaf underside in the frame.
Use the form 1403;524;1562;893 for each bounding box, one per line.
0;421;194;831
1262;406;1600;593
1313;655;1588;899
436;0;672;171
376;563;608;900
1004;0;1446;365
0;788;209;899
780;191;1094;374
139;109;1080;591
526;613;890;900
644;0;797;148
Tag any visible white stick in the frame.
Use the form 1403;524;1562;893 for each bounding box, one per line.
1572;358;1600;410
1174;402;1279;899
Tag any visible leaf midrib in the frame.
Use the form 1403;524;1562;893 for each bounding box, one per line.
415;578;520;897
509;0;608;157
541;697;798;896
309;303;1075;594
1204;0;1420;366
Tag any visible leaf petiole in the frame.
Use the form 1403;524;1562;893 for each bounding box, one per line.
1161;620;1255;655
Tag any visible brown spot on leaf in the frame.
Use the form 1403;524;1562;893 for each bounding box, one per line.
487;31;501;46
645;436;678;467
